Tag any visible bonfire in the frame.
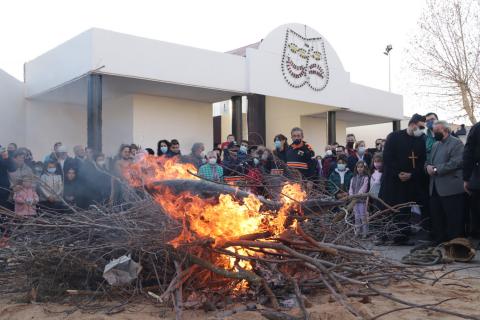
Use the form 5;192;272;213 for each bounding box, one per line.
1;154;476;320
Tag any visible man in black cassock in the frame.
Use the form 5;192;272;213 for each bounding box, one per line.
379;114;427;244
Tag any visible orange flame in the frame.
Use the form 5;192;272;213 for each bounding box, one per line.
125;155;198;187
123;155;306;277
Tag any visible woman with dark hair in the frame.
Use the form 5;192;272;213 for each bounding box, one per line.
145;148;155;156
168;139;181;158
157;140;171;156
273;134;288;162
63;167;81;207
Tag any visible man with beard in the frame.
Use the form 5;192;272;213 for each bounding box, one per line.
379;114;428;245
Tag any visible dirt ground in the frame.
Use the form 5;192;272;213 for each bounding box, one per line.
1;265;480;320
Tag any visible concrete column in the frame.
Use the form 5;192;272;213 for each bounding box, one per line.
392;120;401;132
327;111;336;145
87;74;102;152
231;96;243;142
247;94;266;145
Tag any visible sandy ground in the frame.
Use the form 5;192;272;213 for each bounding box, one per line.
1;246;480;319
1;266;480;319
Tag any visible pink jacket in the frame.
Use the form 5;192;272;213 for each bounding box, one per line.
13;187;39;216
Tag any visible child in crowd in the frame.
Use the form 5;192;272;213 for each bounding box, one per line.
13;175;39;217
349;160;370;238
369;153;383;198
198;151;223;182
39;160;64;211
327;155;353;199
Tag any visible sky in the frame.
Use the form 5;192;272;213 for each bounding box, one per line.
1;0;436;119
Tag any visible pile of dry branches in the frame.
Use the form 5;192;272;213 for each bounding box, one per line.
1;176;475;319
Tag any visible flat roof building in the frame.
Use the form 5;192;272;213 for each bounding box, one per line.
0;23;403;157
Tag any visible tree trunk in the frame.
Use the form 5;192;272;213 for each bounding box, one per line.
459;82;477;124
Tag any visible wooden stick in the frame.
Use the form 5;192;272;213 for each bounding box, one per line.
262;279;280;310
291;278;308;320
173;261;183;320
186;253;261;284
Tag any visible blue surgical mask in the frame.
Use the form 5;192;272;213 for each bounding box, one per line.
239;146;248;154
47;168;56;174
253;158;260;166
337;163;346;171
426;120;434;130
160;146;168;154
358;147;366;155
274;140;282;149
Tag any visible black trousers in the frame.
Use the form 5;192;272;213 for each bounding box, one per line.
468;191;480;238
430;187;465;243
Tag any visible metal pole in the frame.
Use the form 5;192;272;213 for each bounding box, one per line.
388;53;391;92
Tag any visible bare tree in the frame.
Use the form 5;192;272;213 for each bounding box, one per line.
409;0;480;124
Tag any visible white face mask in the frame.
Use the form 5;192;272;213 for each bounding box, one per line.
47;167;56;174
358;147;366;155
337;163;347;171
325;150;333;156
253;158;260;166
97;160;106;167
208;158;217;165
200;151;206;158
413;128;424;137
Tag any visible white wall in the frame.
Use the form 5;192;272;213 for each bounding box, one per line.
24;30;93;97
25;99;86;159
265;96;334;150
301;116;346;154
132;95;213;154
347;120;408;148
247;23;403;120
92;29;247;93
0;69;25;147
103;94;134;156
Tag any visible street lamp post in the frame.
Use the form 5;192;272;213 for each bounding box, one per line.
384;44;393;92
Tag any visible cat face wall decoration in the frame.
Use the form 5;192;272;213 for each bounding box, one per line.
281;29;329;91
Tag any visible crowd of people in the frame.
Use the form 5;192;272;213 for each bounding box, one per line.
1;111;479;247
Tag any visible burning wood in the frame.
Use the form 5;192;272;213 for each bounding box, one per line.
0;156;466;319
